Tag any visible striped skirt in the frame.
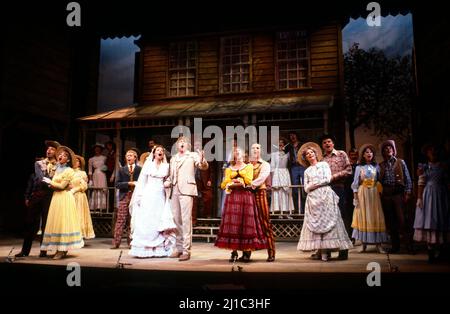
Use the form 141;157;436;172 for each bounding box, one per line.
215;189;268;251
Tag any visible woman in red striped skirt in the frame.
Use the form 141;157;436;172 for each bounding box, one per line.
215;147;268;262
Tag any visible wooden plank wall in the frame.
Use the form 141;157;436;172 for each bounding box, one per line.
141;43;168;103
2;27;71;121
139;23;341;103
310;24;340;95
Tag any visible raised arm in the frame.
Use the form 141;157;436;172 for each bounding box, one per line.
194;152;209;170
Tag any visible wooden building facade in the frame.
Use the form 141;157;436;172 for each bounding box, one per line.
79;21;346;149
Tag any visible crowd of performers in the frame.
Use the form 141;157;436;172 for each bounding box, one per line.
14;134;450;263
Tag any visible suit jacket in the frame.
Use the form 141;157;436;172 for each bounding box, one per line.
115;164;142;200
195;160;216;191
166;152;208;196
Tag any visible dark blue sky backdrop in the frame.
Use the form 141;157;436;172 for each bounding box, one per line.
97;36;140;112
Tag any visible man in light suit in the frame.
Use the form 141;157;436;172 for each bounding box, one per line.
164;136;208;261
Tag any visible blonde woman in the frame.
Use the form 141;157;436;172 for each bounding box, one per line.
215;147;268;263
297;142;352;261
71;155;95;239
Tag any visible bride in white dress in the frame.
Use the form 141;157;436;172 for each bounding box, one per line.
129;146;176;257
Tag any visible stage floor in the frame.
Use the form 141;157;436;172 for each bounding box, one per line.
1;237;449;274
2;235;450;301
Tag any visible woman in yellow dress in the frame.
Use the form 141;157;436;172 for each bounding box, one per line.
41;146;84;259
71;155;95;239
351;144;388;253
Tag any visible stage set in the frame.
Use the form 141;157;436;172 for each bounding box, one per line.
2;2;450;306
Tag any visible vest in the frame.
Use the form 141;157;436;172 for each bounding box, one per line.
252;162;267;190
379;158;405;187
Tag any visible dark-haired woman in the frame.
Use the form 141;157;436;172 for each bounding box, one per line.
351;144;388;253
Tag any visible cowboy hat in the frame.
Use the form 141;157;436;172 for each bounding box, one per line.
44;140;61;149
380;140;397;157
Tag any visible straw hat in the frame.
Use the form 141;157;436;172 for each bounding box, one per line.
56;146;77;168
298;142;323;167
44;140;61;149
74;155;86;170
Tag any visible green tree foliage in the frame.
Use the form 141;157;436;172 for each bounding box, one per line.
344;43;414;148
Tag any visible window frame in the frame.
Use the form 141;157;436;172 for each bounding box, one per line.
167;40;199;98
219;35;253;94
275;30;311;90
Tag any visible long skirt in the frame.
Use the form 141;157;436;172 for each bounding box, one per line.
41;191;84;251
351;185;389;243
215;189;268;251
74;192;95;239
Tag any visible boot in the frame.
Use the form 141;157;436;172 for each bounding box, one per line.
53;251;66;260
229;250;238;263
239;251;251;263
359;244;367;253
267;249;275;262
15;251;29;258
337;249;348;260
376;244;386;254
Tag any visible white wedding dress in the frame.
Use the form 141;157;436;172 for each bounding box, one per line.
129;158;176;257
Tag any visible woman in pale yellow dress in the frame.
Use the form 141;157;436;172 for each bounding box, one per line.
72;155;95;239
41;146;84;259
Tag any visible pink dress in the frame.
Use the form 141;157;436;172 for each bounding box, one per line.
88;155;107;210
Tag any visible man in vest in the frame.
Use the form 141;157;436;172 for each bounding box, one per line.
379;140;412;253
250;143;275;262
